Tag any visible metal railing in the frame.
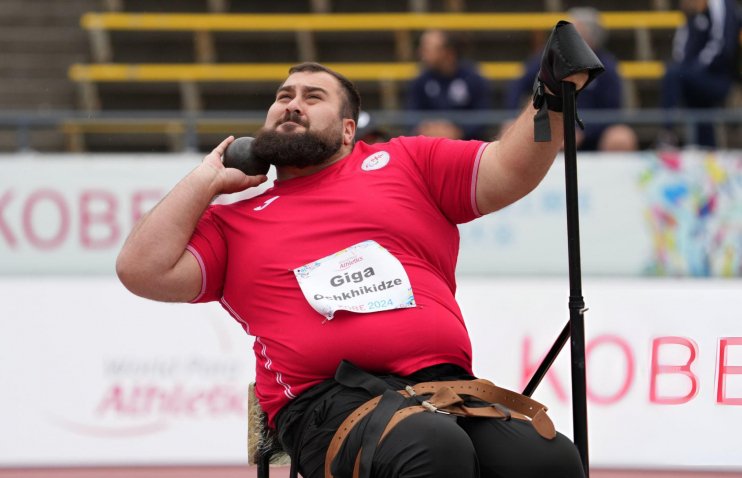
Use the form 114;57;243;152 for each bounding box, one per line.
1;108;741;153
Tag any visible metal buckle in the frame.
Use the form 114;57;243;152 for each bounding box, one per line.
421;400;450;414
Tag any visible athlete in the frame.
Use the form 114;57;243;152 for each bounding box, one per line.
117;22;601;478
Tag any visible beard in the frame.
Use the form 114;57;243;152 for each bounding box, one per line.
252;115;343;169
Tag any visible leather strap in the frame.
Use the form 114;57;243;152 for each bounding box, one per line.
358;391;404;478
324;379;556;478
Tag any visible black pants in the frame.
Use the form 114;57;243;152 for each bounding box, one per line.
276;364;585;478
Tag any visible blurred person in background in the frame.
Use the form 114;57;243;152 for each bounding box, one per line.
117;50;595;477
406;29;492;140
658;0;740;148
504;7;638;152
354;110;391;144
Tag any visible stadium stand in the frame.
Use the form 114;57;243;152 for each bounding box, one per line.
1;0;739;152
0;0;97;151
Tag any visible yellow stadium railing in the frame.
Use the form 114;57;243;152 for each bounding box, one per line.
69;60;665;83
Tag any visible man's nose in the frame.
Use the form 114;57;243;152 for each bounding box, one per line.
285;96;303;113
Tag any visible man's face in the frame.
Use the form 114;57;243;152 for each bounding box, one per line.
419;30;448;70
252;71;354;168
680;0;706;14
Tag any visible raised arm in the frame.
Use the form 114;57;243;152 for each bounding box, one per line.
475;75;583;215
476;19;604;215
116;137;268;302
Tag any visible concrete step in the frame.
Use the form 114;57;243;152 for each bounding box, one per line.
0;53;84;79
0;79;75;110
0;27;87;54
0;0;97;26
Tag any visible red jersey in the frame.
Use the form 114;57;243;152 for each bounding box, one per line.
187;136;487;424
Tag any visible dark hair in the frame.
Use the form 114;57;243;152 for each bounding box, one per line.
428;30;466;58
442;31;465;58
288;62;361;124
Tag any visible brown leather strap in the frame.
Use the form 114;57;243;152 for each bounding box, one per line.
407;378;552;423
324;380;555;478
324;395;382;478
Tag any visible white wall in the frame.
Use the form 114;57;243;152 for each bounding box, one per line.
1;277;740;468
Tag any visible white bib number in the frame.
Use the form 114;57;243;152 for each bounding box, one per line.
293;240;416;320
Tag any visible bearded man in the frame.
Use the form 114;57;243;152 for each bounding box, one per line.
117;51;594;477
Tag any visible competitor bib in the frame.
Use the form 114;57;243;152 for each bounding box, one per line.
293;240;416;320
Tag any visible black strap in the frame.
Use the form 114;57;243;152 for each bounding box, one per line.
534;101;552;142
335;360;394;396
332;361;408;478
534;90;585;143
358;391;406;478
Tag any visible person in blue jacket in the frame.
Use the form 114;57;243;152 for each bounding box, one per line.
406;29;492;141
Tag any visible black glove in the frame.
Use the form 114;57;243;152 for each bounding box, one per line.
532;20;605;142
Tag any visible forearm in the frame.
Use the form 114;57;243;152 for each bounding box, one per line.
476;104;564;214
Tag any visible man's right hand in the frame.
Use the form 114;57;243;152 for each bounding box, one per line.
201;136;268;195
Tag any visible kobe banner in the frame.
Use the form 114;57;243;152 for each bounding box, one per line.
0;150;741;277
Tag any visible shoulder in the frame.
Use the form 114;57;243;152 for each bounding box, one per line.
597;50;620;69
410;69;434;85
458;61;486;79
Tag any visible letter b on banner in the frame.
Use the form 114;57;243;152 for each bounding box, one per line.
650;336;699;404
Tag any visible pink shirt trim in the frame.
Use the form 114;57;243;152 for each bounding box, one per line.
470;142;488;217
185;245;207;303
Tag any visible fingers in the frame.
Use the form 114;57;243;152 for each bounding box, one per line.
563;72;589;91
219;168;268;194
211;135;235;158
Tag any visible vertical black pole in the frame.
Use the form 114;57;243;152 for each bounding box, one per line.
561;81;590;476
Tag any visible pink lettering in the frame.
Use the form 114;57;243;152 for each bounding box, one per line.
717;337;742;405
96;384;245;417
0;190;17;247
131;190;162;225
521;336;568;403
22;189;69;250
80;190;119;249
586;334;635;405
96;385;129;415
650;336;699;404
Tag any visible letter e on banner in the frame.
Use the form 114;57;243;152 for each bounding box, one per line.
717;337;742;405
650;336;699;404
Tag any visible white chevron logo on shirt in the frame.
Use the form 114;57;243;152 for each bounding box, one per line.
254;196;280;211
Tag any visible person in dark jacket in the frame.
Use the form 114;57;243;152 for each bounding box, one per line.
660;0;740;148
407;29;492;141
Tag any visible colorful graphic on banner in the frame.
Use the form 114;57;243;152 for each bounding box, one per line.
640;151;742;277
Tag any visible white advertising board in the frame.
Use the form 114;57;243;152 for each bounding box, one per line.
1;277;740;469
0;154;274;275
1;151;741;277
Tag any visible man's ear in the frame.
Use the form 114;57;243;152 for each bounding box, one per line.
343;118;356;145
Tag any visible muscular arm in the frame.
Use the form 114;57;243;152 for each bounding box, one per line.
116;137;267;302
475;73;587;214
